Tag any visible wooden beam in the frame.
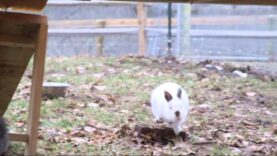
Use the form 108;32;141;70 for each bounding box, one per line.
47;1;140;6
0;11;47;25
25;22;48;155
49;16;269;29
48;28;277;39
0;0;47;11
137;2;147;56
110;0;277;6
0;35;35;49
48;28;138;36
148;28;277;38
49;19;139;28
96;20;105;56
191;29;277;38
8;133;29;142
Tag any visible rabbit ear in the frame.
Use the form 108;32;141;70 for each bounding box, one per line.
177;88;182;99
164;91;172;102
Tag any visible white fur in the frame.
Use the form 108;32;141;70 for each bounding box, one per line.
151;82;189;134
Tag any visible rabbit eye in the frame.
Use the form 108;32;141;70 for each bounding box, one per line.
175;111;180;118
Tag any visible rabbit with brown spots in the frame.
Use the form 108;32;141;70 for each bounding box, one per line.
151;82;189;135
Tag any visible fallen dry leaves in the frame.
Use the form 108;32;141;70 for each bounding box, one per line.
6;56;277;155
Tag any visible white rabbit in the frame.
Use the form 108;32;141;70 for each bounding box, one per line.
151;82;189;135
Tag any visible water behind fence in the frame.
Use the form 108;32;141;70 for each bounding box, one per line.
44;1;277;61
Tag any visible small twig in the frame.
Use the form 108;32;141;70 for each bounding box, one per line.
89;125;111;132
193;140;216;145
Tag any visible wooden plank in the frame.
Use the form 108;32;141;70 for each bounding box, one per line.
48;27;277;39
110;0;277;6
0;35;35;48
48;16;269;29
1;0;276;10
25;22;47;155
0;47;33;116
0;0;47;12
96;20;106;56
0;12;42;116
48;28;139;36
190;29;277;38
0;11;48;25
192;16;268;25
49;19;139;28
0;22;38;40
147;28;277;38
184;56;270;61
267;16;277;61
187;0;277;5
137;2;147;56
8;133;29;142
47;1;140;6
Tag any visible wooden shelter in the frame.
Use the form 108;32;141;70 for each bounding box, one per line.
0;0;47;155
0;0;276;155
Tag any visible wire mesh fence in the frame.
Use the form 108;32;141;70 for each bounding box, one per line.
45;1;277;61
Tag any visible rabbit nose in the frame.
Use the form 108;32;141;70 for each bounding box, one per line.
175;111;180;118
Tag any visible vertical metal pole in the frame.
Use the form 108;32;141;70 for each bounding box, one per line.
268;15;276;62
167;3;173;57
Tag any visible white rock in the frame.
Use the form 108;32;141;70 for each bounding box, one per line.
246;92;256;97
88;103;99;108
215;65;223;71
204;64;214;69
233;70;248;78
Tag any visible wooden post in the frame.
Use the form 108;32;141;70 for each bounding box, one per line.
96;20;105;56
25;23;47;155
268;15;276;62
176;3;191;56
137;2;147;56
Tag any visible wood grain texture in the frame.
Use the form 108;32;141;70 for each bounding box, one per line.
0;12;49;115
111;0;277;5
26;21;47;156
0;34;35;48
137;2;147;56
49;16;269;29
0;0;47;12
8;133;29;142
0;13;41;116
0;11;47;25
0;11;48;156
0;47;33;116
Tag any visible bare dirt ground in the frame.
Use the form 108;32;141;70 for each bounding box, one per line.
5;56;277;155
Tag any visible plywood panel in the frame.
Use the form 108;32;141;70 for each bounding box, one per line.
0;0;47;12
0;11;47;25
0;12;40;116
0;46;33;116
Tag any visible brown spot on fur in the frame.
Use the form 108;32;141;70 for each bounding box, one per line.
175;111;180;118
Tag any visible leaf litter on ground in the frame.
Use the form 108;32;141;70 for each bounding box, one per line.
5;55;277;155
